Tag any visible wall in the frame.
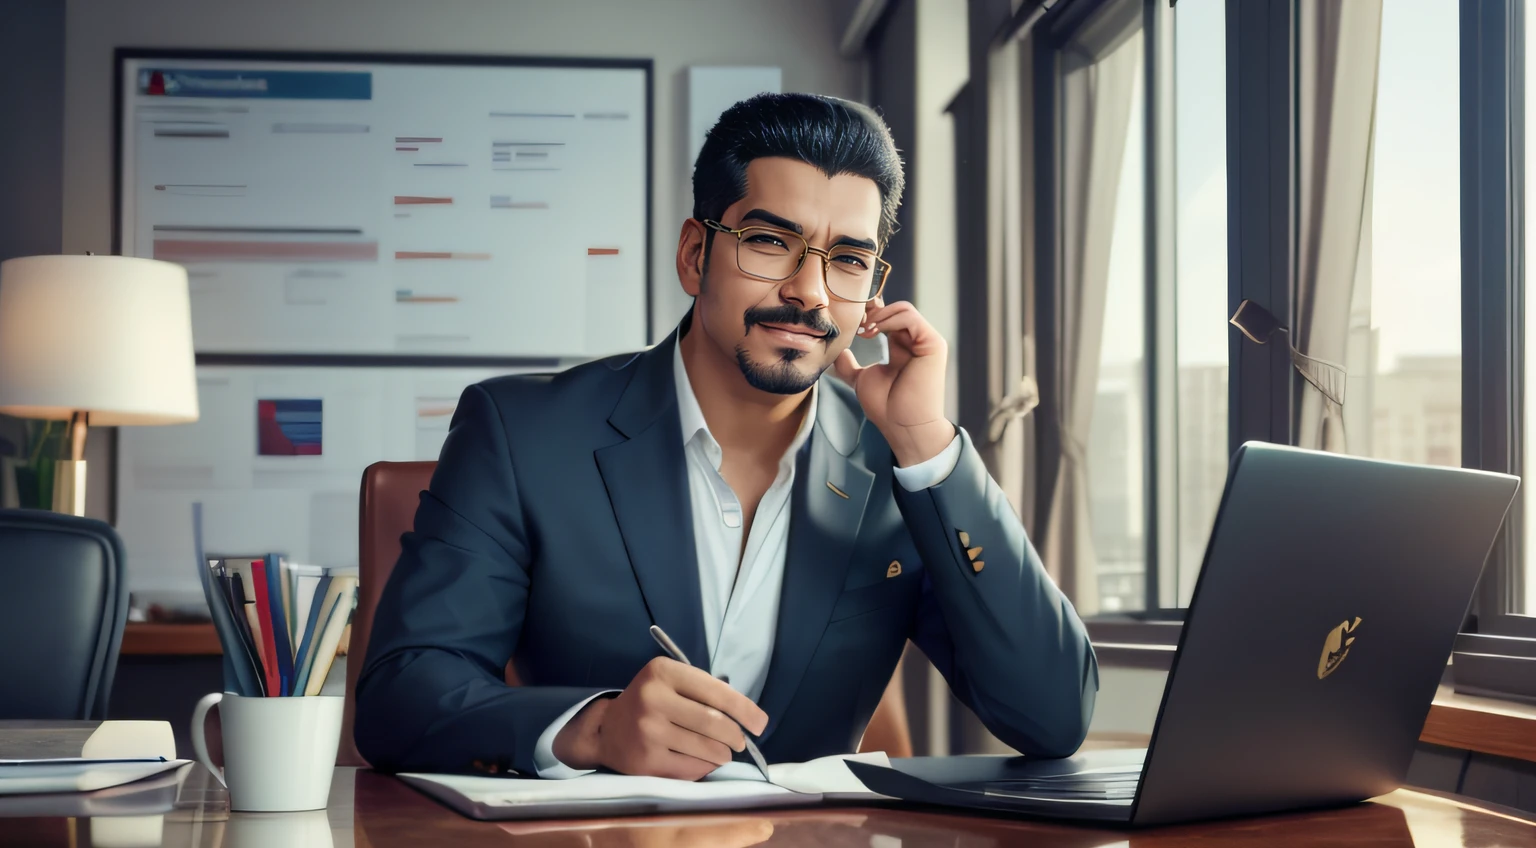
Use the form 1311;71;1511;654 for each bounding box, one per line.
0;1;66;466
0;1;64;264
61;0;864;519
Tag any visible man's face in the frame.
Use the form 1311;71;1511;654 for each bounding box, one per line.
681;157;883;395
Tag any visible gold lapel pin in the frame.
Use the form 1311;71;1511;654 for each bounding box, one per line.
957;530;984;573
887;560;902;578
826;481;850;499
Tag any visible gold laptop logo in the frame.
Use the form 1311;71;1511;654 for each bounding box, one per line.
1317;617;1362;679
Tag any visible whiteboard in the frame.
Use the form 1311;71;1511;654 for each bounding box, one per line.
117;53;651;359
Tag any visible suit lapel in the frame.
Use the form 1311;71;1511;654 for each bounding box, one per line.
593;331;710;669
756;380;875;742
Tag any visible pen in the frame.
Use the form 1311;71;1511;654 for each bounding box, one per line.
649;624;772;782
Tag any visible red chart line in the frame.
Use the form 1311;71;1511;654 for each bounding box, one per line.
155;240;378;262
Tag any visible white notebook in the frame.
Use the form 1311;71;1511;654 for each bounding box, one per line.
399;752;891;820
0;759;190;795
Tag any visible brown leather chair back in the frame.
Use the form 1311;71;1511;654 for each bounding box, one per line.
342;460;436;766
341;460;912;765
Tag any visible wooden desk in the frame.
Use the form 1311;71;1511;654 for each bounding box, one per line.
121;623;222;656
2;765;1534;846
1425;684;1536;764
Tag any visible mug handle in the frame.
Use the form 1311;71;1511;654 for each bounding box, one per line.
191;692;227;788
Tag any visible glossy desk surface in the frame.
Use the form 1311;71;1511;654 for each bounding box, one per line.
3;766;1536;847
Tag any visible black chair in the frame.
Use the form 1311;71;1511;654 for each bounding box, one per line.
0;509;129;720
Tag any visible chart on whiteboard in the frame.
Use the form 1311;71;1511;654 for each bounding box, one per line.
118;58;648;358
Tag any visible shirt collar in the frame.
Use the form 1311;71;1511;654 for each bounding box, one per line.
673;333;818;462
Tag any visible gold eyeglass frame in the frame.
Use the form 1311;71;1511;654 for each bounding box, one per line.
701;218;892;303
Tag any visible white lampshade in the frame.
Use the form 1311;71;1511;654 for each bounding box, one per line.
0;255;199;425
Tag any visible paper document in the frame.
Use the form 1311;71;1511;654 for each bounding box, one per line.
400;752;891;821
704;752;887;795
0;758;190;795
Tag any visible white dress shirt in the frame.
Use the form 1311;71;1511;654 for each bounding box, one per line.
532;342;963;777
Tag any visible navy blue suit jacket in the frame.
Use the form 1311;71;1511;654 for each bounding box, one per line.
355;324;1097;775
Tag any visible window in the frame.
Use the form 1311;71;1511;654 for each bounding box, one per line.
1054;0;1147;614
1038;0;1227;614
1037;0;1531;650
1523;1;1536;617
1351;0;1462;472
1172;0;1227;607
1086;30;1148;614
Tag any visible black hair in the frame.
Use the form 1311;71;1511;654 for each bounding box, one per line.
691;93;905;253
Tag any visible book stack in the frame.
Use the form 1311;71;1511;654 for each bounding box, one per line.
205;557;358;698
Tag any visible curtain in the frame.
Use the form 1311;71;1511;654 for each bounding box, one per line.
983;36;1032;525
1294;0;1384;453
1039;22;1142;616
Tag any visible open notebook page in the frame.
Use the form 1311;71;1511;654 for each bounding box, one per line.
398;752;890;821
706;751;889;795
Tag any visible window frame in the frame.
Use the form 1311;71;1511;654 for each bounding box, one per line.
1460;0;1536;661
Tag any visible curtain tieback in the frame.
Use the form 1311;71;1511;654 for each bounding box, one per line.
1229;299;1348;407
986;376;1040;444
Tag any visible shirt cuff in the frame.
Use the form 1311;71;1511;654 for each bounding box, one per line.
532;690;620;778
891;433;963;491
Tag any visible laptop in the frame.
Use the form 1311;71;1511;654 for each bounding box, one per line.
848;441;1519;826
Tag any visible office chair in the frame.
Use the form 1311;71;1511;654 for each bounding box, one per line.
0;509;129;720
342;461;913;767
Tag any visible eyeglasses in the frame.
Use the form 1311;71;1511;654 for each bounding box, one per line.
701;219;892;303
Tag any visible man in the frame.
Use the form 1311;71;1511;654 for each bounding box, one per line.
356;93;1097;779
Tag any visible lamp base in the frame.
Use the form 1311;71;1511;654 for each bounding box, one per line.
52;459;87;517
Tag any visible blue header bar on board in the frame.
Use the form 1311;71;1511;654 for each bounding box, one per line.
137;68;373;100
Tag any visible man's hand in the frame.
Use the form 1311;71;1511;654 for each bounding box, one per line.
552;657;770;780
832;297;956;467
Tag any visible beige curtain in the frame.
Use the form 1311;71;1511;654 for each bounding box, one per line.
982;36;1034;524
1294;0;1383;453
1040;20;1142;616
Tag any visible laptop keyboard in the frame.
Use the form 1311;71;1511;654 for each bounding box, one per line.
972;765;1142;802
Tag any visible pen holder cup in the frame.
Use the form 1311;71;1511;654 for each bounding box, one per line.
191;692;343;812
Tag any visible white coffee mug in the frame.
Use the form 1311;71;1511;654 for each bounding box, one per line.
191;692;343;812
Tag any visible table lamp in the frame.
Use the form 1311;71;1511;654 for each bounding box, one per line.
0;254;199;516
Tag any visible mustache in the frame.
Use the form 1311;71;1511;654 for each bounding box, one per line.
742;305;840;342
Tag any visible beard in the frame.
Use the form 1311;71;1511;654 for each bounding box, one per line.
734;304;840;395
735;343;820;394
